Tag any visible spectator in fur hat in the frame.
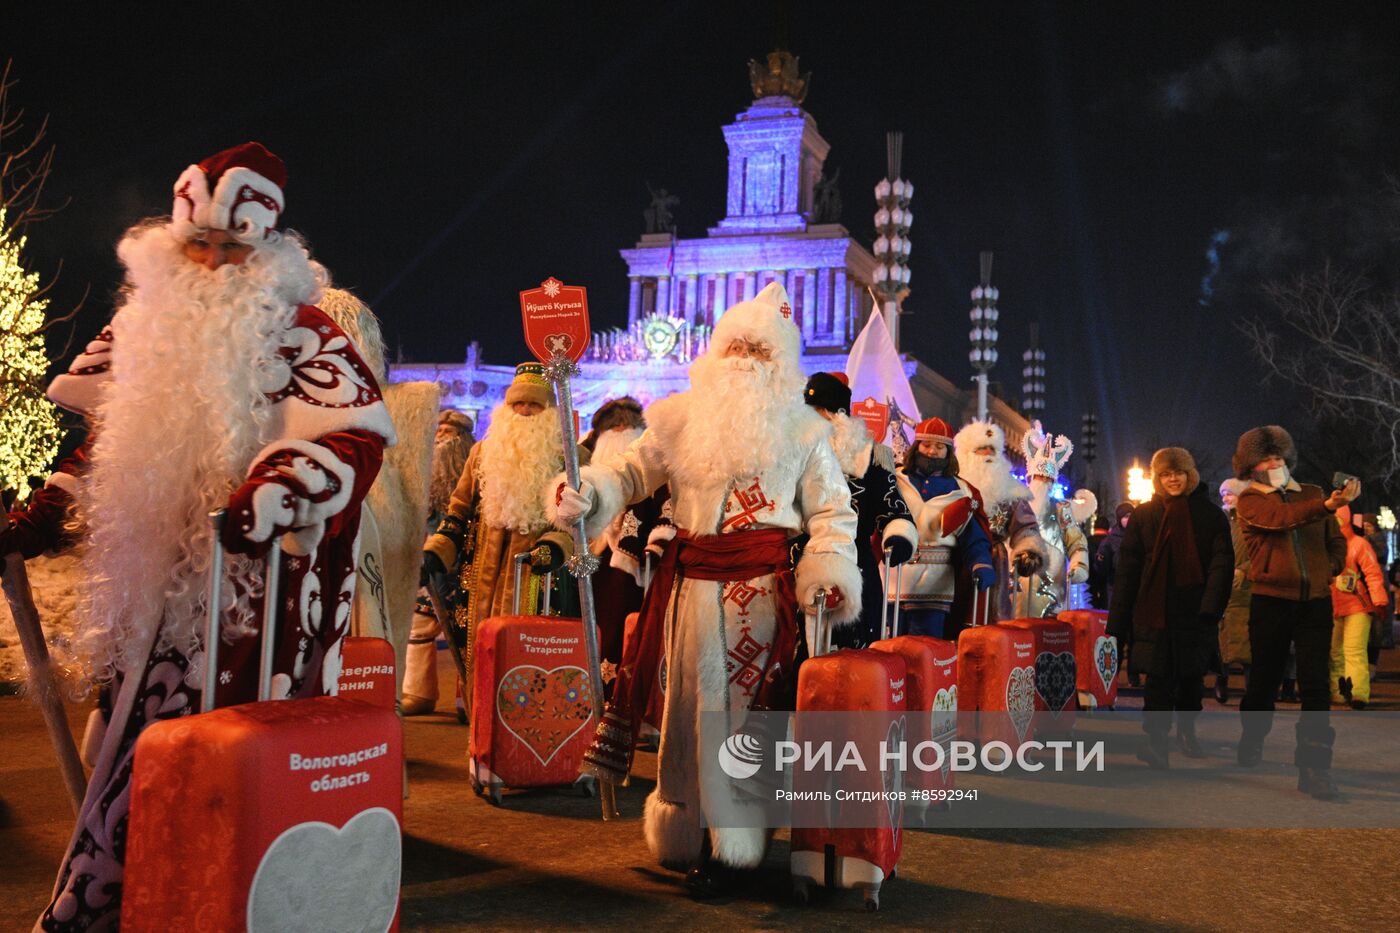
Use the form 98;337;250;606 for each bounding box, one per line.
1232;424;1356;799
1108;447;1234;768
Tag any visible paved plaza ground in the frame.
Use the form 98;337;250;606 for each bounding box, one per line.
4;650;1399;931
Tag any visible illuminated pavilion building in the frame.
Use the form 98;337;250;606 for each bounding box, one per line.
389;51;1028;452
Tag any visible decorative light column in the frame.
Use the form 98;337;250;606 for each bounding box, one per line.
1081;411;1098;494
1022;323;1047;417
968;251;999;422
872;131;912;352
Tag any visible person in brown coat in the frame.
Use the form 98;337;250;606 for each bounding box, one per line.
1232;425;1354;799
1107;448;1234;768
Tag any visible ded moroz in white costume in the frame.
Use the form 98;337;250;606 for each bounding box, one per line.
549;282;861;871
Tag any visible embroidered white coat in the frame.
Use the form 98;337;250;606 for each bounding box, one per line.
560;392;862;869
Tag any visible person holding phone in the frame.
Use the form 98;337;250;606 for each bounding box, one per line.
1232;426;1353;799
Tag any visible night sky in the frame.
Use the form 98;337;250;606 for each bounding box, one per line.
4;2;1398;496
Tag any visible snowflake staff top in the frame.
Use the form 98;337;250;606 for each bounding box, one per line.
520;277;590;366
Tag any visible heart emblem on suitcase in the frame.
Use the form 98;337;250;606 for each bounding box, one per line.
248;807;401;933
883;716;907;840
1094;636;1118;696
1034;651;1076;714
932;686;958;779
497;665;595;766
1006;666;1035;742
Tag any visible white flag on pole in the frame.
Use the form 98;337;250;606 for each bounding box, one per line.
845;311;920;452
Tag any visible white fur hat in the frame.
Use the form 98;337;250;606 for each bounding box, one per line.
955;419;1006;459
708;281;800;370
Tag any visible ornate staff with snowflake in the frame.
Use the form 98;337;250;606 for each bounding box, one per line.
520;276;617;820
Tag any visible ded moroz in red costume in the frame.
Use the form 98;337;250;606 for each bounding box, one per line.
36;143;395;932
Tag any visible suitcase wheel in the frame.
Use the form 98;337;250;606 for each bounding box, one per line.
487;783;503;807
792;877;812;906
858;882;881;912
470;775;484;797
455;706;468;725
575;775;597;798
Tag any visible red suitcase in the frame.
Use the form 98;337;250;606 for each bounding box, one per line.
338;636;398;710
467;559;599;803
123;522;403;932
868;635;957;829
1058;609;1119;711
956;622;1037;748
999;618;1078;738
791;590;906;911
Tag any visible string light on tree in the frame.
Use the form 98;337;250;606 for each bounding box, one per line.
1127;461;1153;504
0;208;64;500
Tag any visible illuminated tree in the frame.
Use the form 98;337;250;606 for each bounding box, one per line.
0;208;62;498
0;61;70;501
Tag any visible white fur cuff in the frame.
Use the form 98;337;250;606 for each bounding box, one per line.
881;518;918;554
794;549;863;627
545;464;628;540
647;524;677;548
45;471;78;496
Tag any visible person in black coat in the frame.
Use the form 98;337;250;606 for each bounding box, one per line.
1108;447;1234;768
796;372;918;648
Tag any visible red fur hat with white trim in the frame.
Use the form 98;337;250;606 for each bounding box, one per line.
171;141;286;242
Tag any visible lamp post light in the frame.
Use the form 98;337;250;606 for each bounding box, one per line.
1081;411;1098;493
873;130;912;352
968;251;999;422
1022;323;1046;418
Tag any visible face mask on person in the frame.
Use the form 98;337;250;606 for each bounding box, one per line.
1253;465;1289;488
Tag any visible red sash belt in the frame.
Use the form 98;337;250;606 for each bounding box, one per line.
581;527;797;784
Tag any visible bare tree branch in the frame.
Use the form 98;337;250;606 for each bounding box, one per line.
1242;261;1400;483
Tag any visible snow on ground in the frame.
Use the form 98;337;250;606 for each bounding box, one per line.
0;554;83;686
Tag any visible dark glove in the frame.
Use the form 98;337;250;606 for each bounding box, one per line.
420;551;447;587
972;565;997;591
1013;550;1043;577
885;535;915;567
530;541;565;573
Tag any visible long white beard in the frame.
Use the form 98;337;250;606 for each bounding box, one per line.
827;411;872;477
591;425;643;467
679;353;806;483
1028;479;1054;520
959;450;1030;511
478;404;564;534
429;433;472;515
75;222;324;683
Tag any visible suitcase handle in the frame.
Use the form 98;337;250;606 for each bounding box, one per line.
811;586;831;656
203;509;285;713
513;552;529;616
642;550;653;593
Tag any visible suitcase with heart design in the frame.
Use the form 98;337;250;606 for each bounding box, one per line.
790;590;907;911
998;618;1078;738
468;558;599;803
122;518;403;933
955;622;1037;748
1057;609;1119;711
868;635;957;828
